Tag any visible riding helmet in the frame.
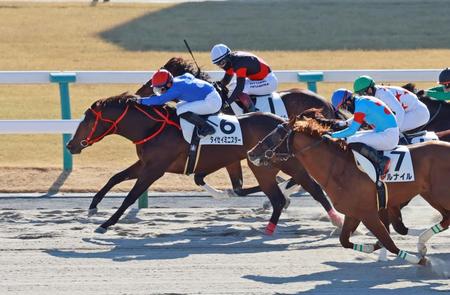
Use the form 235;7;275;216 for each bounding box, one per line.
353;75;375;93
438;68;450;85
151;69;173;88
331;88;353;110
211;44;231;64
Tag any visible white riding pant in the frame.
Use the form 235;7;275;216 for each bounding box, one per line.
346;127;399;151
399;100;430;132
176;91;222;116
228;72;278;96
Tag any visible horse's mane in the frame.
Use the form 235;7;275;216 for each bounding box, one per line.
292;108;347;150
163;57;211;81
91;92;138;108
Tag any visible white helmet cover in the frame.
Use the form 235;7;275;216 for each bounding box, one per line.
211;44;231;64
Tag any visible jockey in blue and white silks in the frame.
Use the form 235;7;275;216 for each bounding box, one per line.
139;70;222;137
332;94;399;151
331;89;399;179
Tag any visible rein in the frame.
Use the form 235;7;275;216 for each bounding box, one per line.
261;124;327;163
81;104;180;147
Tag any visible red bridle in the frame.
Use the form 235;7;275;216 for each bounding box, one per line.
80;104;180;147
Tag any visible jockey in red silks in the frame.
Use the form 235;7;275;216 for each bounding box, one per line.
210;44;278;112
138;69;222;137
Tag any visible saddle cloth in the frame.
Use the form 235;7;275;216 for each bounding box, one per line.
352;145;415;183
399;130;439;145
180;113;243;146
230;92;288;119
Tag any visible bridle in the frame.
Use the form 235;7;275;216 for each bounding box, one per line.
258;123;328;164
80;104;180;147
259;124;294;163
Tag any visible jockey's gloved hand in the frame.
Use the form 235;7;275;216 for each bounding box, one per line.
322;132;333;141
331;120;348;131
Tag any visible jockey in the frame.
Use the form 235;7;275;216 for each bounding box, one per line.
210;44;278;112
353;75;430;132
330;89;399;181
426;67;450;101
138;69;222;137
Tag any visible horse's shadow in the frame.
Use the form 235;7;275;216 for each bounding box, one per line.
243;253;450;294
44;221;335;262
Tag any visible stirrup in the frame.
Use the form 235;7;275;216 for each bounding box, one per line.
197;125;215;137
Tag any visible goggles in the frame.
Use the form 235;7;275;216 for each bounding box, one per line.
153;86;168;96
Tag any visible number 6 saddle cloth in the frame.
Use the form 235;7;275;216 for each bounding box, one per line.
179;112;243;175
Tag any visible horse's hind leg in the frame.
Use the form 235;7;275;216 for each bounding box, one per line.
248;161;285;235
339;215;362;249
417;208;449;256
362;213;425;265
226;161;261;196
89;160;142;213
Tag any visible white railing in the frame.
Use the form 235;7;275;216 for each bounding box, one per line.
0;69;441;135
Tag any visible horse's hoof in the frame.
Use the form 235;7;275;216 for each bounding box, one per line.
95;226;107;234
417;243;427;257
262;201;271;210
283;197;291;210
418;257;429;266
224;189;238;198
88;208;98;217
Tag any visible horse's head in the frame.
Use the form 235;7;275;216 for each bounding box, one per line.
247;122;292;167
66;92;137;154
135;57;211;97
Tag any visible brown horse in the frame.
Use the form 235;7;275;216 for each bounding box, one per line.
132;57;338;198
66;93;341;234
247;112;450;265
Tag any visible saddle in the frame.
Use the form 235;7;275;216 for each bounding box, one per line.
229;92;288;119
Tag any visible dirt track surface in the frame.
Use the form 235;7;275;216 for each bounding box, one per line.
0;196;449;294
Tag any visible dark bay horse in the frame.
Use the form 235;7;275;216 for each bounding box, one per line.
248;114;450;266
66;93;341;234
131;57;338;198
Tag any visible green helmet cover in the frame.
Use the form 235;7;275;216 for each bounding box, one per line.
353;75;375;93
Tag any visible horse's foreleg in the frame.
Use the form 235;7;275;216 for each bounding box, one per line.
362;213;425;265
95;166;165;233
281;161;343;228
248;161;285;235
89;160;142;213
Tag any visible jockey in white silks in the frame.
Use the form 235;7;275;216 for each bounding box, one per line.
353;75;430;132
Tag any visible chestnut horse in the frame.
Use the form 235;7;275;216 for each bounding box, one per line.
131;57;338;198
67;93;341;234
247;113;450;266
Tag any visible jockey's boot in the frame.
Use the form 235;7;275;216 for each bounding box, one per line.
179;112;215;137
237;93;257;113
348;143;391;179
